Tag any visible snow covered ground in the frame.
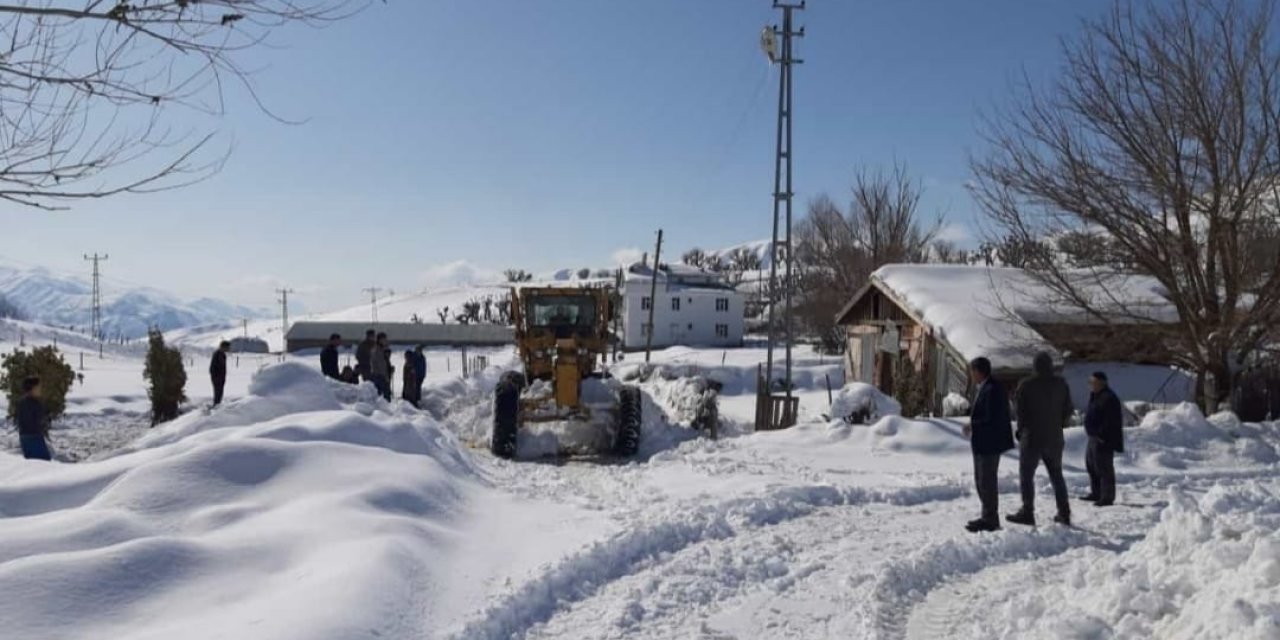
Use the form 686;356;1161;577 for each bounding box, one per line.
2;329;1279;639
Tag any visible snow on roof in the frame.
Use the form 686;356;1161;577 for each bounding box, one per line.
867;265;1173;371
623;262;733;290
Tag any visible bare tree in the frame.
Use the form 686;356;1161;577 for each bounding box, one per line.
971;0;1280;408
681;248;707;269
0;0;370;209
794;163;942;351
503;269;533;283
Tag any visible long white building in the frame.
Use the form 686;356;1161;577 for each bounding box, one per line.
620;262;744;350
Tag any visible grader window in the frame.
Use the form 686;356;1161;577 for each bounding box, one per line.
526;296;596;328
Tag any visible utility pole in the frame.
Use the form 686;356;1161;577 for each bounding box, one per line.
275;287;295;343
242;318;249;338
83;253;109;340
761;1;803;426
643;229;664;363
362;287;384;323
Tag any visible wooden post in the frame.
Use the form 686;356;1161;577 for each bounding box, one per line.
825;373;833;406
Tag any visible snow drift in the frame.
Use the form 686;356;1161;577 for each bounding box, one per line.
986;483;1280;639
0;362;482;640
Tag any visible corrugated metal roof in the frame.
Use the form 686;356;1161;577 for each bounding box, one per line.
286;321;513;347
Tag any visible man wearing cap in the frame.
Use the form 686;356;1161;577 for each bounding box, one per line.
1083;371;1124;507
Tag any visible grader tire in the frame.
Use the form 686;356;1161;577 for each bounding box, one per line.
491;380;520;459
615;386;642;457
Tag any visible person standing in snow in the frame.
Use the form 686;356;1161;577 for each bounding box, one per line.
964;357;1015;533
320;333;342;380
369;332;391;401
401;350;421;408
355;329;376;382
1009;352;1073;527
412;345;427;392
210;341;230;407
1083;372;1124;507
15;376;51;461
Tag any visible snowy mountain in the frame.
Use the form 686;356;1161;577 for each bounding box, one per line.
0;259;269;339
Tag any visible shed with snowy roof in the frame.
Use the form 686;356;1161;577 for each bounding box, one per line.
834;265;1181;412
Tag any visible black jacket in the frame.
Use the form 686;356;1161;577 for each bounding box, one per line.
210;350;227;379
16;395;45;437
970;378;1016;456
1014;354;1073;453
320;345;340;379
355;339;374;374
1085;386;1125;453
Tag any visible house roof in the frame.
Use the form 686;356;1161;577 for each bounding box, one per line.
623;261;735;291
837;264;1174;371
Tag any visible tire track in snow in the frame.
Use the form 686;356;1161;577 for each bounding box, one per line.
445;482;969;640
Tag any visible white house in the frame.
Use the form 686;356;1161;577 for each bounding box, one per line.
620;261;744;350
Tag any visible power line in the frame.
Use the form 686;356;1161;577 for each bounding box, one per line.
83;253;109;340
362;287;384;323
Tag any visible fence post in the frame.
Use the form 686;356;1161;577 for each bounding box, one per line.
79;352;84;371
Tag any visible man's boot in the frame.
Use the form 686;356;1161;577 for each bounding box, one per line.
1005;509;1036;527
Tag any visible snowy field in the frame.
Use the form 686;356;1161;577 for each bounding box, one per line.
2;325;1279;639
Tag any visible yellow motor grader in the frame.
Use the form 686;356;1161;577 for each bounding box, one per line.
490;286;643;458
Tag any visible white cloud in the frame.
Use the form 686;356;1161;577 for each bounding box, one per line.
936;223;974;246
610;247;645;266
420;260;501;288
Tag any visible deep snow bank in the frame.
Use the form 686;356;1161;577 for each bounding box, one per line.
0;362;482;640
988;483;1280;639
1123;403;1280;470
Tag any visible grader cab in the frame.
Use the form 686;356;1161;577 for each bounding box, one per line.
489;286;642;459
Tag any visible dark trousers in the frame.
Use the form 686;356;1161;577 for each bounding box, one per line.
973;453;1002;523
20;434;51;461
1019;446;1070;516
372;375;391;401
212;376;226;406
1087;437;1117;502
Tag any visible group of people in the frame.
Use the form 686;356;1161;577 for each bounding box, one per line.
965;351;1125;532
320;330;427;407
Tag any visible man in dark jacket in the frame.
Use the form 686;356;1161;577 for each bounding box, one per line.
210;341;230;407
320;333;342;380
1009;352;1073;527
964;357;1016;533
411;345;427;389
16;376;51;461
355;329;376;382
1084;371;1124;507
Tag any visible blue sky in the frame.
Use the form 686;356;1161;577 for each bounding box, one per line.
1;0;1114;311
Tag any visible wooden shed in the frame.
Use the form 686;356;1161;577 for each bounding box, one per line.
834;265;1179;413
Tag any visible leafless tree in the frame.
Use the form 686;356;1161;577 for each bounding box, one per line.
971;0;1280;408
793;162;943;351
681;248;707;269
0;0;371;209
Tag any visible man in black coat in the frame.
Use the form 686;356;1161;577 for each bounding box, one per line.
964;357;1016;533
210;341;230;406
1009;352;1074;527
355;329;376;382
320;333;342;380
1083;371;1124;507
16;376;51;461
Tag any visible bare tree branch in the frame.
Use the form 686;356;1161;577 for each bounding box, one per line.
971;0;1280;406
0;0;372;208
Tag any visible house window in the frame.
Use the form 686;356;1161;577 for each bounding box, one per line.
671;297;681;311
715;324;729;338
715;298;729;312
641;296;651;311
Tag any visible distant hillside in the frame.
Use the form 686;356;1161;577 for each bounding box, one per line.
0;260;269;339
